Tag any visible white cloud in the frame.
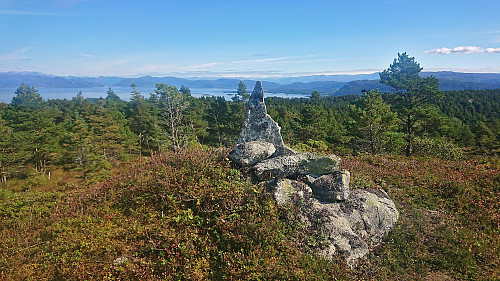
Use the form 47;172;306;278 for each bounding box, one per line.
76;53;96;58
232;57;289;64
425;46;500;54
187;62;221;69
485;48;500;53
0;48;30;61
425;66;500;73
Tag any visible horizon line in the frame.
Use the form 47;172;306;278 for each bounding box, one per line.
2;69;500;79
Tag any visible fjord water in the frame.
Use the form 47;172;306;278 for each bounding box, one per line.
0;86;308;103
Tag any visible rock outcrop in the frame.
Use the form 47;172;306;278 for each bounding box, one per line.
302;189;398;264
228;81;399;265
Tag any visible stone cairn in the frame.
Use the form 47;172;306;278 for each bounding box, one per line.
229;81;399;265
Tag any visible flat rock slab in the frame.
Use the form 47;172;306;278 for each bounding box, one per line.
252;152;341;181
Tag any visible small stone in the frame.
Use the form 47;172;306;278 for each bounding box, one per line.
228;141;276;166
266;178;312;205
113;256;128;266
310;170;350;202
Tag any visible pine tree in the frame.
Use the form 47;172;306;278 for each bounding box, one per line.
11;83;44;108
0;114;11;183
351;90;399;154
380;53;441;156
232;81;250;102
128;84;158;154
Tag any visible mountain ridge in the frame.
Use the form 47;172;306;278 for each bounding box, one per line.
1;71;499;96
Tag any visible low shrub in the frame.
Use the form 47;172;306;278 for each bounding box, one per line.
412;137;465;160
0;147;347;280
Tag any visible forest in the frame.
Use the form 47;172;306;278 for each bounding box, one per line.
0;77;498;185
0;54;499;280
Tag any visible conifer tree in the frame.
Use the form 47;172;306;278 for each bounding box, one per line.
128;84;158;153
11;82;44;108
0;114;11;183
351;90;399;154
380;53;441;156
232;81;250;102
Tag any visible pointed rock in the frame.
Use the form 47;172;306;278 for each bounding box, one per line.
250;81;265;103
237;81;286;155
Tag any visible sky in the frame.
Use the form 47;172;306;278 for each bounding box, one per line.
1;0;500;78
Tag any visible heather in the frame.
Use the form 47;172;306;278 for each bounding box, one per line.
1;147;498;280
0;147;348;280
344;155;500;280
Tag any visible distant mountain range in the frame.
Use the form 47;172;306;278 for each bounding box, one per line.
1;71;499;97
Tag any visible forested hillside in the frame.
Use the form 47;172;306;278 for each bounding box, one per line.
0;81;499;185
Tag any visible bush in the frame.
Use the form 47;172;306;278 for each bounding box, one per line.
413;137;465;160
292;139;330;155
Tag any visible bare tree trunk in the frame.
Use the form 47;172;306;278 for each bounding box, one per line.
405;114;413;157
0;161;6;183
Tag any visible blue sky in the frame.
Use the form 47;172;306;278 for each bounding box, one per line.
1;0;499;78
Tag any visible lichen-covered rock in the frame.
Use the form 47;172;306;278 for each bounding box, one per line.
237;81;286;155
340;189;399;245
265;178;312;205
300;189;399;265
252;152;341;181
309;170;350;202
228;141;276;167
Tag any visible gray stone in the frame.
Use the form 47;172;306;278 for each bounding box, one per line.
228;141;276;167
282;145;298;156
113;256;129;267
340;189;399;245
237;82;286;155
310;170;350;202
299;189;399;265
252;152;341;181
266;178;312;205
